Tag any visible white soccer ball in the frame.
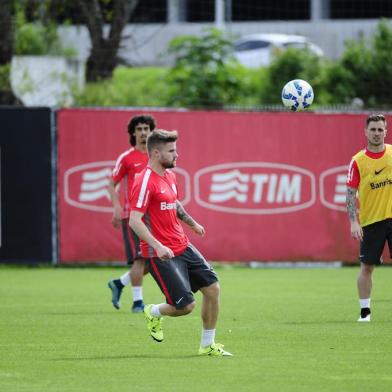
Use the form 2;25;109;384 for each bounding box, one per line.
281;79;314;111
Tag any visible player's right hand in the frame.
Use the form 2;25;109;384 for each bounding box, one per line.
156;244;174;261
350;221;363;241
112;207;122;228
112;216;121;228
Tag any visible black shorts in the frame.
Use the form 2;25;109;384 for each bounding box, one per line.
147;244;218;309
121;219;142;265
359;219;392;265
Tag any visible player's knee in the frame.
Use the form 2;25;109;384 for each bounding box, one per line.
133;258;144;269
181;302;196;315
361;263;374;275
131;260;144;274
204;281;220;298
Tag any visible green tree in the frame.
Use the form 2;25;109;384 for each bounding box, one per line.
73;66;169;106
0;0;21;105
166;28;242;108
77;0;138;82
260;47;323;105
14;0;142;82
366;19;392;106
6;0;76;56
324;19;392;107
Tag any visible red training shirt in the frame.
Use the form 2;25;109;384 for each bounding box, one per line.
130;166;189;258
112;148;149;219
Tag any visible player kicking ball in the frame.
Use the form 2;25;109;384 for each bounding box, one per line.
129;129;232;356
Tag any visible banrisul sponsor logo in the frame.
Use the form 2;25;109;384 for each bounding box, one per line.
194;162;316;214
319;165;348;212
64;162;191;212
370;178;392;190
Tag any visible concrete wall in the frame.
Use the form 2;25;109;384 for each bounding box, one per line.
11;56;85;106
58;19;390;67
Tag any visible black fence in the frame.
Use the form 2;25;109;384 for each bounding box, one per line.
0;107;55;263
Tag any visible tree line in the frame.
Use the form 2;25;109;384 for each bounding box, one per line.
1;1;391;109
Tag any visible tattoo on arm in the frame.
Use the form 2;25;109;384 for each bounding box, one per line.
346;187;358;222
176;201;196;227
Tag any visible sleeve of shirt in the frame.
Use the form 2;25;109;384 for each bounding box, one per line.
130;169;152;214
346;159;360;188
112;154;127;183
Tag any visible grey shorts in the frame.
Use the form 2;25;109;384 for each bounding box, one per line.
360;218;392;265
121;219;142;265
147;244;218;309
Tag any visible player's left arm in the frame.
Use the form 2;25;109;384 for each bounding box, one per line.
176;200;205;236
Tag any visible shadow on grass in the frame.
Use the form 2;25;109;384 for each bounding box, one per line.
43;311;127;315
282;321;360;325
51;354;198;361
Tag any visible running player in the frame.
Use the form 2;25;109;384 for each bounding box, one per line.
107;114;155;312
129;129;232;356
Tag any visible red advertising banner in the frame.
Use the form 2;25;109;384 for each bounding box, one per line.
57;109;391;263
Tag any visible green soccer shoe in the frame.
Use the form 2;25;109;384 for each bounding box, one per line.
144;304;164;342
198;342;233;357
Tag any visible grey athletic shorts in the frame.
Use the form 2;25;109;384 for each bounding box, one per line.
121;219;142;265
147;244;218;309
360;218;392;265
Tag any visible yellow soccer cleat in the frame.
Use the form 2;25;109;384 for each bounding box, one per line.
144;304;164;342
198;342;233;357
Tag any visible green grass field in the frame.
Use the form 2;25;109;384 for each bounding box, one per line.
1;265;392;392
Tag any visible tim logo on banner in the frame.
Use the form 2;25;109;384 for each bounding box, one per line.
195;162;316;214
319;165;348;212
64;162;191;212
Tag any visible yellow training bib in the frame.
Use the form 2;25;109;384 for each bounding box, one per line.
354;144;392;226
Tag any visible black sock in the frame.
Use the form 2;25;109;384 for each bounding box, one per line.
360;307;371;318
113;279;124;289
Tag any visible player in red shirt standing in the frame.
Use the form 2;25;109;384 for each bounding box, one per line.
129;129;232;356
107;114;155;312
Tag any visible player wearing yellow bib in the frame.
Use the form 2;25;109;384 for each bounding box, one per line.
346;114;392;322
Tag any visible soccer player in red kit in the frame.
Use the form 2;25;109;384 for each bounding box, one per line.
107;114;155;312
129;129;232;356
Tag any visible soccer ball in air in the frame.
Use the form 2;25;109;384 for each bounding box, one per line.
281;79;314;111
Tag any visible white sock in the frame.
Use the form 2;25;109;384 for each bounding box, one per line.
359;298;371;308
151;304;162;318
120;272;131;286
132;286;143;302
201;329;215;348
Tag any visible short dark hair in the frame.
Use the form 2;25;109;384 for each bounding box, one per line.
147;129;178;155
127;114;156;146
366;114;386;127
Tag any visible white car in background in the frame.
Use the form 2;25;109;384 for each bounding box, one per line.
233;33;324;68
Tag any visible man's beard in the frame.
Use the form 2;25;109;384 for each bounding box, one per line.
161;160;175;169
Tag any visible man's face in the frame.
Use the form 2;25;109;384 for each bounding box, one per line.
157;141;178;169
134;123;152;147
365;120;387;147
